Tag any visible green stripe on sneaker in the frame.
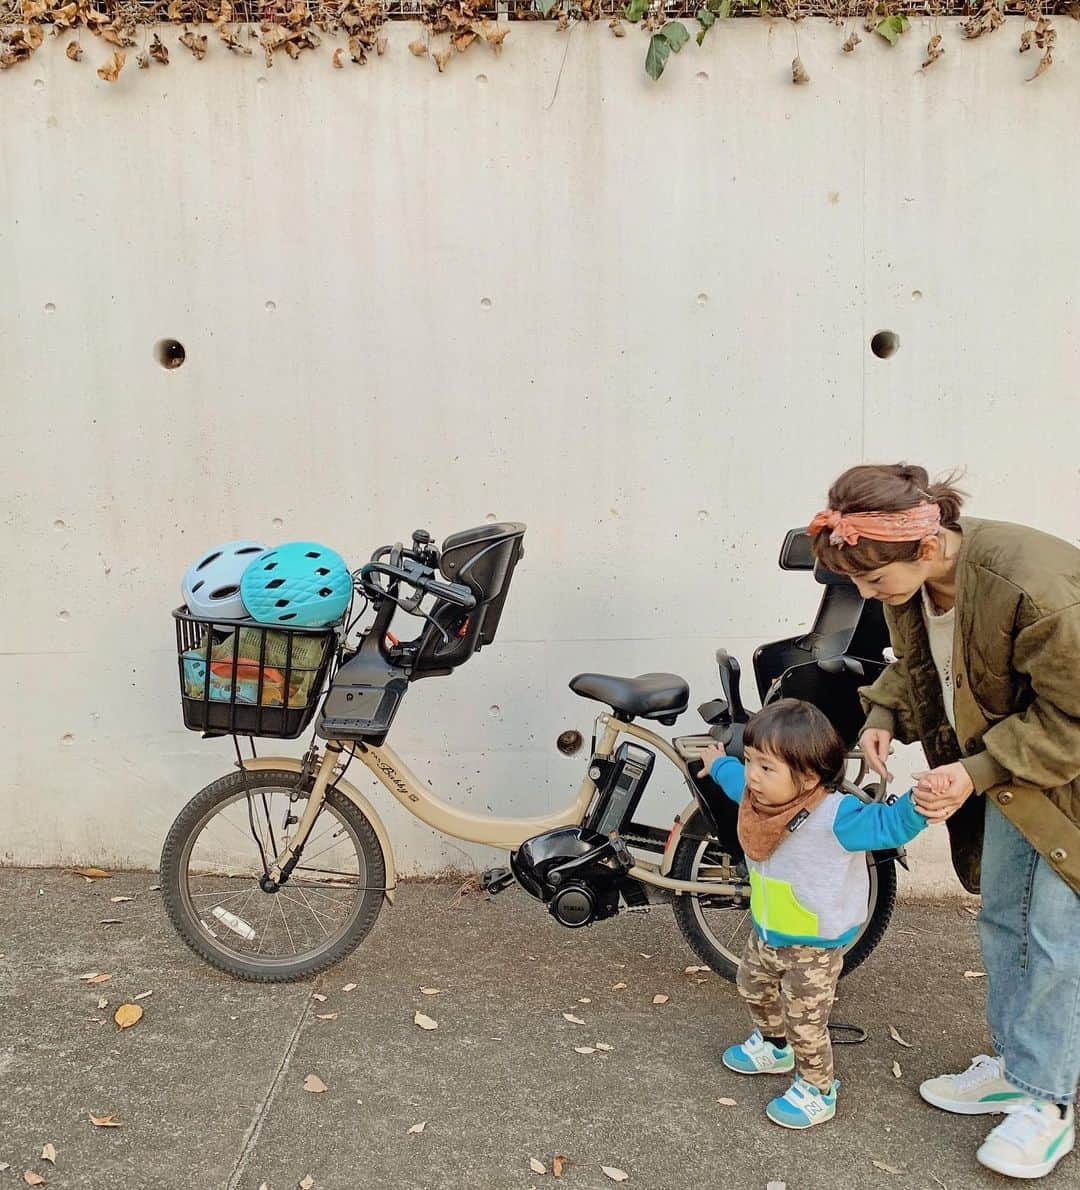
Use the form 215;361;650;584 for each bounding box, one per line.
1044;1127;1071;1160
980;1091;1027;1102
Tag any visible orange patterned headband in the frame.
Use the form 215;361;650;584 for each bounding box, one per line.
808;503;942;548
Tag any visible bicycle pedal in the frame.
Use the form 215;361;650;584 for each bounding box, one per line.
480;866;515;895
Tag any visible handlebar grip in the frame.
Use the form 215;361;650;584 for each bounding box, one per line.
422;578;477;610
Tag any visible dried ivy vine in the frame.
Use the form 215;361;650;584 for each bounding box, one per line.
1;0;1075;85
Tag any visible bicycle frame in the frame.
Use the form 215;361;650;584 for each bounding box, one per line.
248;713;748;899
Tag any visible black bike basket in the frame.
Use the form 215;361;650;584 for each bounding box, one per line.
173;607;340;739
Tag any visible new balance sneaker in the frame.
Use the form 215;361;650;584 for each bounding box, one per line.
766;1076;840;1129
722;1029;795;1075
976;1100;1075;1179
919;1054;1028;1115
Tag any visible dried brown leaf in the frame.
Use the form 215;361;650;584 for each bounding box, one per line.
88;1114;122;1127
842;31;861;52
316;1012;339;1020
553;1155;568;1177
892;1059;902;1078
311;993;328;1002
792;56;810;85
40;1146;56;1165
923;34;945;67
529;1158;547;1175
332;46;345;67
66;40;83;61
963;970;987;979
300;1178;315;1190
420;987;441;995
574;1045;596;1054
303;1074;328;1093
408;1121;426;1134
114;1003;143;1030
102;25;136;48
149;33;169;63
612;982;627;991
432;47;452;72
717;1096;737;1105
167;0;182;17
888;1025;913;1048
1027;49;1053;80
651;994;669;1005
23;1173;46;1187
408;38;427;57
376;34;388;54
414;1011;438;1030
563;1012;586;1025
609;17;626;37
179;30;208;60
601;1168;629;1183
70;867;110;880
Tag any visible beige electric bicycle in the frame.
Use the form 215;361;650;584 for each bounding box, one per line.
162;523;902;983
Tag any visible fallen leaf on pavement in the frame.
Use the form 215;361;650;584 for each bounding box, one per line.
420;987;440;995
23;1173;46;1186
892;1061;902;1078
574;1046;596;1055
578;997;591;1004
41;1146;56;1164
562;1013;585;1025
89;1114;122;1127
529;1157;546;1174
312;993;328;1002
300;1177;315;1190
888;1025;913;1048
652;994;669;1005
134;991;153;1001
553;1155;568;1177
343;983;357;992
872;1161;902;1174
717;1097;737;1105
114;1003;143;1030
414;1011;438;1031
639;953;652;959
97;998;108;1010
70;867;111;879
110;896;134;903
316;1012;338;1021
601;1167;629;1182
963;970;986;979
594;1042;613;1051
303;1074;328;1093
684;965;709;974
408;1121;426;1134
612;982;627;991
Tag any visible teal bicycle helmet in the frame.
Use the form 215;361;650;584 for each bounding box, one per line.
240;541;352;628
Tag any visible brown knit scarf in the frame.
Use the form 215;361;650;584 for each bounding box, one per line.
737;781;831;862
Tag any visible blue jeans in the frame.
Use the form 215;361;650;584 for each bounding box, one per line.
978;799;1080;1105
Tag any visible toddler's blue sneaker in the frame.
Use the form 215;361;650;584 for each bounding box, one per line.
722;1029;795;1075
766;1076;840;1129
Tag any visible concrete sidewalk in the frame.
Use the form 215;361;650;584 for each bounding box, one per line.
0;868;1067;1190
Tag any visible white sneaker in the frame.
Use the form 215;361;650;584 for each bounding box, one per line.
977;1100;1075;1179
919;1054;1028;1115
721;1029;795;1075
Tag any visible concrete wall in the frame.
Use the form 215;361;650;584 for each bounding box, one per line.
3;19;1078;896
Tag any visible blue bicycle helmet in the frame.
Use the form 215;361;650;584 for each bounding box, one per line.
240;541;352;628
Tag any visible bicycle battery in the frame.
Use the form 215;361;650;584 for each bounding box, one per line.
583;742;655;837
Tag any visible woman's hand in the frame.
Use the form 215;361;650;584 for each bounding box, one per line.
696;742;726;778
859;728;894;783
912;763;975;823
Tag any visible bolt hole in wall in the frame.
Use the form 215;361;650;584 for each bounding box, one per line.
155;339;186;369
870;330;900;359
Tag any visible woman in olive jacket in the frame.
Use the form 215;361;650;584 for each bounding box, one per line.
809;463;1078;1181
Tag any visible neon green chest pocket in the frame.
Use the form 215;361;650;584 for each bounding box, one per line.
749;869;820;936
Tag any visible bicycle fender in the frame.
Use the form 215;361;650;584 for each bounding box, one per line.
239;756;398;902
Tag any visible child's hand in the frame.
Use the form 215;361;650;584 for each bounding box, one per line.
696;742;726;777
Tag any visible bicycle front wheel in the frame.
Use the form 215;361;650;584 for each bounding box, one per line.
160;768;386;982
